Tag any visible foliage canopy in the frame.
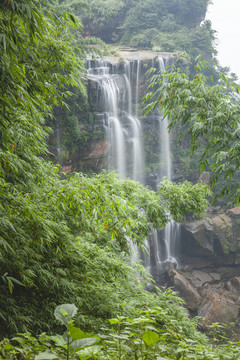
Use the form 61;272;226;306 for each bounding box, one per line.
1;2;239;360
145;59;240;204
82;0;214;62
0;0;211;338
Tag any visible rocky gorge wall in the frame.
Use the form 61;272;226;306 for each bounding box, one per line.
168;206;240;330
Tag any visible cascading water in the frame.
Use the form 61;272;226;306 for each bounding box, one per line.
135;59;141;116
87;58;145;266
87;55;179;279
124;61;144;183
158;56;180;268
88;60;127;178
87;58;144;183
104;76;126;178
128;115;144;181
129;59;144;181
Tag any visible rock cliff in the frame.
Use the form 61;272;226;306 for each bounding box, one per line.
168;206;240;330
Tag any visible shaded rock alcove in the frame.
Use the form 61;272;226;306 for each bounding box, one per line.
167;206;240;329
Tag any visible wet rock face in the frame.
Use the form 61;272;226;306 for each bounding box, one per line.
198;291;239;328
226;277;240;292
169;269;240;329
191;270;220;289
171;270;201;310
167;208;240;329
183;219;215;255
86;140;110;159
181;207;240;266
197;171;211;184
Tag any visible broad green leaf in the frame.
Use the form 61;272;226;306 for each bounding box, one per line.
69;325;91;341
142;331;160;346
71;338;99;350
48;335;66;347
54;304;78;326
76;345;102;359
8;280;13;295
35;351;58;360
2;343;14;350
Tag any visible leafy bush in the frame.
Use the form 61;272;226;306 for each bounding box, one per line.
1;302;240;359
0;166;209;336
0;3;219;357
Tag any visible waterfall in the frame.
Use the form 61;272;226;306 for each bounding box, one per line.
149;228;162;271
159;116;171;180
135;59;141;116
128;115;144;182
164;221;181;263
124;61;144;183
88;63;126;178
87;59;144;182
87;58;145;265
158;56;179;268
87;56;179;279
124;62;132;115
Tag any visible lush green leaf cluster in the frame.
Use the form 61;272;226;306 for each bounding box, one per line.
158;178;211;221
145;59;240;204
82;0;214;62
2;302;240;359
0;162;209;335
0;3;233;360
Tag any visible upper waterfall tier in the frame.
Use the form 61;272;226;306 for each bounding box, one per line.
87;59;145;182
85;55;176;184
92;48;174;65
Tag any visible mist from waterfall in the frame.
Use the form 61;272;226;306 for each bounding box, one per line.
87;59;144;183
135;59;141;116
87;56;180;278
158;56;179;268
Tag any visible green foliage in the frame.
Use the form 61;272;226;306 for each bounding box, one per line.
145;58;240;204
82;0;126;42
158;178;211;221
0;163;209;335
171;134;202;183
54;304;78;326
44;0;89;16
143;127;161;174
0;3;228;360
0;304;101;359
53;304;99;360
0;0;85;188
2;302;240;359
82;0;214;65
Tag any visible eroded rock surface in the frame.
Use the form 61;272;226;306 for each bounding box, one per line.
198;291;239;328
169;267;240;329
169;206;240;327
171;270;201;310
181;207;240;268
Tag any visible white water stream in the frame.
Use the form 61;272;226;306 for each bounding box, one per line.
135;59;141;116
87;59;144;183
87;56;180;277
158;56;179;268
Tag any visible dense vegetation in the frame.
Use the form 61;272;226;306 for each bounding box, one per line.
1;0;240;359
145;58;240;204
82;0;215;60
0;0;207;332
52;0;229;173
48;0;237;174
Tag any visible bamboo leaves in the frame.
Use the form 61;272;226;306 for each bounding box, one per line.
145;59;240;203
